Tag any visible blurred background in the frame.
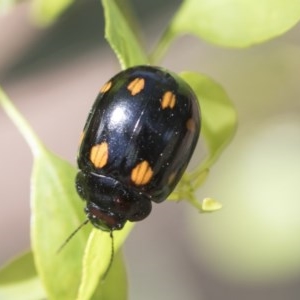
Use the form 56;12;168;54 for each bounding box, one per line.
1;0;300;299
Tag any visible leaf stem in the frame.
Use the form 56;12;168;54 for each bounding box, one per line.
149;26;175;64
0;86;45;157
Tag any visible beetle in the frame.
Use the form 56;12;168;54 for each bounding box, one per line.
76;65;201;232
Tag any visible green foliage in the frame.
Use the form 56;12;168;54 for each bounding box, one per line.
0;0;298;298
77;226;132;300
180;72;237;171
102;0;148;68
31;150;90;299
0;252;45;300
170;72;236;211
151;0;300;60
90;251;128;300
171;0;300;47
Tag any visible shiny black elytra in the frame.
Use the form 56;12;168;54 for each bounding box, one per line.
76;65;201;232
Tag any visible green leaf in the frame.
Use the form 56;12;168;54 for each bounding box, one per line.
0;87;91;299
170;0;300;48
77;223;133;300
201;197;222;212
0;252;46;300
101;0;148;69
180;72;237;172
170;73;235;211
31;150;91;300
90;251;128;300
31;0;75;26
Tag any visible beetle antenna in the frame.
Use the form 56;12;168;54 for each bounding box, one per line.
101;230;115;281
56;219;89;254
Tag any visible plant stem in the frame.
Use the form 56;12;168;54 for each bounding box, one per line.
0;87;44;157
149;26;175;64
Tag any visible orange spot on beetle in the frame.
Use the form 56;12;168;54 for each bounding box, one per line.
186;118;196;132
127;78;145;95
167;172;177;185
90;142;109;168
79;131;85;146
100;81;112;93
161;91;176;109
131;160;153;185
